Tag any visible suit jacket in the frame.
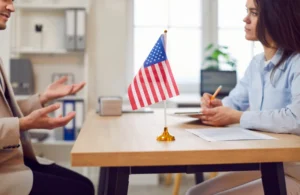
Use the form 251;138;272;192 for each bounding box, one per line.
0;59;52;195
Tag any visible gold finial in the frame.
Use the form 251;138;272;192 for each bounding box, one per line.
164;30;168;33
156;127;175;141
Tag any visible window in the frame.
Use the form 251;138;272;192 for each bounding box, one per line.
132;0;264;93
133;0;202;85
218;0;264;78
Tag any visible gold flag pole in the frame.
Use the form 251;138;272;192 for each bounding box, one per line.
157;30;175;142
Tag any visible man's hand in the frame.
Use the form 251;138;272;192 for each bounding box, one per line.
19;104;75;131
198;106;242;126
201;93;223;108
39;76;86;105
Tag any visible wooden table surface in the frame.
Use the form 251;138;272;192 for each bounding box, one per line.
71;109;300;167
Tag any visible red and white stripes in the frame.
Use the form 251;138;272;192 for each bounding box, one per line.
128;60;179;110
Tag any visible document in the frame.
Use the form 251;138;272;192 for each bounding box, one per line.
169;109;203;118
186;127;276;142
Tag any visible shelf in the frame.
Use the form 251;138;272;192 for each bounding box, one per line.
32;138;75;146
18;48;84;55
15;4;87;10
30;129;75;146
10;0;89;115
15;95;31;100
15;95;85;101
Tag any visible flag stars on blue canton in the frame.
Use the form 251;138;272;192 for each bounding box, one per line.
144;37;167;67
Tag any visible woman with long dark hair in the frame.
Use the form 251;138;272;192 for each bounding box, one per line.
186;0;300;194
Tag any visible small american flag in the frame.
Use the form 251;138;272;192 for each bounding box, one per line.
128;34;180;110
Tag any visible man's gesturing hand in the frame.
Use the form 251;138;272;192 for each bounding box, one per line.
19;104;76;131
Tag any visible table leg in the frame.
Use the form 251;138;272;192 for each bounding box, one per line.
195;173;204;184
261;162;287;195
98;167;129;195
114;167;130;195
105;167;119;195
98;167;108;195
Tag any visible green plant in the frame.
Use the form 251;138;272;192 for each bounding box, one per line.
203;43;237;71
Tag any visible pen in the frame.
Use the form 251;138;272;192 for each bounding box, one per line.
210;85;222;101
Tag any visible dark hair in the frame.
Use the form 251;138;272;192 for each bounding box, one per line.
255;0;300;76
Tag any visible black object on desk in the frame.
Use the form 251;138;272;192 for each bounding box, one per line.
200;70;237;99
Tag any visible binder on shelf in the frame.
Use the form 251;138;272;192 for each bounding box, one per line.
75;99;84;135
63;100;76;141
53;101;63;118
10;58;34;95
53;98;84;140
53;100;63;141
75;9;86;50
65;9;76;50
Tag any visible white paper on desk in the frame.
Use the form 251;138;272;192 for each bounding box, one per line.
186;127;276;142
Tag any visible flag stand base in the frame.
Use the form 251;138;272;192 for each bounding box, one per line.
156;127;175;141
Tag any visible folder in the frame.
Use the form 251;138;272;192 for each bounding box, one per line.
53;100;63;140
10;59;34;95
65;9;76;50
75;9;86;50
63;100;76;140
75;100;84;136
53;101;63;118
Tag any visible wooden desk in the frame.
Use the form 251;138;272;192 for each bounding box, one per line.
72;109;300;195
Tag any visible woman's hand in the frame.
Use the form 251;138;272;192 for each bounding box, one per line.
199;106;243;126
39;76;86;105
201;93;223;109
